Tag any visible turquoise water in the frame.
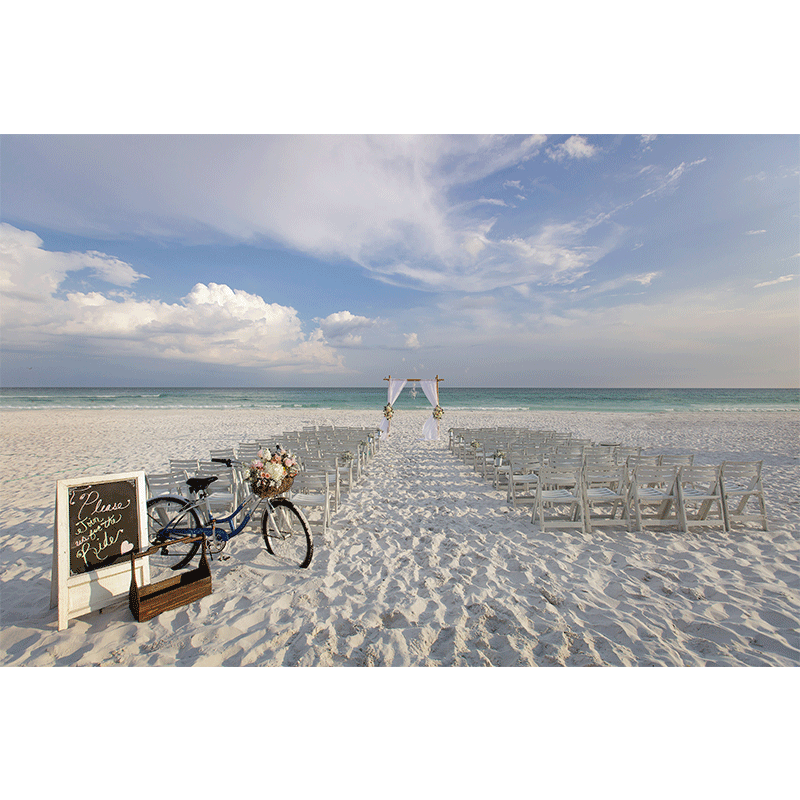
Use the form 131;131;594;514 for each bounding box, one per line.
1;387;797;412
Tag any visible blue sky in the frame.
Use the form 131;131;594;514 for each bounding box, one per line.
1;134;798;388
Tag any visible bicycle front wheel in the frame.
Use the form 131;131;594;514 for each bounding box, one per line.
261;498;313;568
146;496;202;579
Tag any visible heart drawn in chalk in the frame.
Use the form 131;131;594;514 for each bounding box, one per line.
120;541;134;554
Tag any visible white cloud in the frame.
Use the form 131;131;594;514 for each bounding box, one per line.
409;280;799;386
0;226;344;373
637;158;707;201
314;310;378;346
745;229;767;235
754;275;795;288
1;135;557;298
0;137;712;303
547;135;598;162
640;135;657;150
370;211;627;294
404;333;420;349
0;223;148;301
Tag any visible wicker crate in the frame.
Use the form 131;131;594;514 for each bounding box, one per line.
129;535;211;622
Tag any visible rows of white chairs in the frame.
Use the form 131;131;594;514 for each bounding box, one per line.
450;427;768;534
146;425;379;539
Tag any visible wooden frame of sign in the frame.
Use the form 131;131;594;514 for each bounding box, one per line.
50;471;150;631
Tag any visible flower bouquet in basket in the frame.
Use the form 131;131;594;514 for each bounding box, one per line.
248;445;300;498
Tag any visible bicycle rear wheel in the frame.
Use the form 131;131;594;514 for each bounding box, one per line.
261;498;313;568
146;496;202;579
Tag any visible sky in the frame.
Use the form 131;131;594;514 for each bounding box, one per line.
1;134;798;388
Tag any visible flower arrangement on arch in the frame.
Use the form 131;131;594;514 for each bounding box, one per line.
433;405;444;420
383;403;394;420
248;444;300;496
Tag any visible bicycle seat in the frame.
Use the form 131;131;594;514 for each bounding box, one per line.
186;476;218;494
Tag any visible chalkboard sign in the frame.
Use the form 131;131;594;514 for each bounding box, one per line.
68;479;139;575
51;471;149;630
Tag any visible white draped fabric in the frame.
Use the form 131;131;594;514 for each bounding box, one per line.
379;379;407;439
420;379;440;440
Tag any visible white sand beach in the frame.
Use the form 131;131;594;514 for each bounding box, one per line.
1;406;797;668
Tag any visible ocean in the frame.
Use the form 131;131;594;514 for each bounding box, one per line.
0;387;797;413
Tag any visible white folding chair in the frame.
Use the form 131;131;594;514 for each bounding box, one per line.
628;465;680;531
583;450;617;470
300;455;340;512
210;448;237;462
583;464;631;533
531;467;586;532
720;461;768;531
492;449;514;492
616;446;642;465
507;454;543;508
237;443;262;461
196;461;238;515
335;451;356;496
289;470;331;537
168;459;199;497
547;453;584;471
145;473;180;499
659;454;695;467
674;464;727;532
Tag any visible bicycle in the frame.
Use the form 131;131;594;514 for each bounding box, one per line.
145;457;313;573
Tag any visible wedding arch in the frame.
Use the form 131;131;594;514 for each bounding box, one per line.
379;375;444;440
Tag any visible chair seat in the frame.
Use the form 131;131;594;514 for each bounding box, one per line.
724;484;755;496
680;487;717;500
540;489;579;501
637;487;673;500
586;487;621;499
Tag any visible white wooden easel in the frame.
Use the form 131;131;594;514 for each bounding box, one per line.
50;471;150;630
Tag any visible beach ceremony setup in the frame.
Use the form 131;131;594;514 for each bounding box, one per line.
1;396;797;667
1;133;797;671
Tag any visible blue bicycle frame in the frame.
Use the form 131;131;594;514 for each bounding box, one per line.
156;491;268;571
176;491;266;544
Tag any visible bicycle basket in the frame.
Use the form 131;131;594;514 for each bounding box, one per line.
250;474;294;498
